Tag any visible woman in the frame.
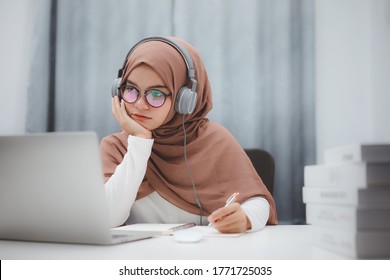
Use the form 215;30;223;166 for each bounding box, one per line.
100;36;277;233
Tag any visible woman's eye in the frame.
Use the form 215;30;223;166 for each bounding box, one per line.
126;86;136;92
149;90;164;97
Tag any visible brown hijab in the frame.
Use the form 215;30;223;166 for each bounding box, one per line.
100;37;277;224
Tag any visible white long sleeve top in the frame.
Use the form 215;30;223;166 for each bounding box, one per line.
104;135;270;231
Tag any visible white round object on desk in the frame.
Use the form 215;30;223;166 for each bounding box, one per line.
173;229;203;243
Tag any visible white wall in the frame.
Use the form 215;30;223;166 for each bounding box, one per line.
315;0;390;162
0;0;34;134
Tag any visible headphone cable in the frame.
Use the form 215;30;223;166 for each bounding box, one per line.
182;114;204;226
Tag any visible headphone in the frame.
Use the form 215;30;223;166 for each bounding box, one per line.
111;36;198;115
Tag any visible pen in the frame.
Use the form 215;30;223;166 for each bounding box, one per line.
225;192;239;206
208;192;239;226
169;222;196;232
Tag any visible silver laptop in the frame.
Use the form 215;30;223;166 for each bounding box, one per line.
0;132;152;245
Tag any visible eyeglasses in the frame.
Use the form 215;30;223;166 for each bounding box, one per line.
119;84;171;108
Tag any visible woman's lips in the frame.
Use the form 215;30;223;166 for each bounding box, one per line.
131;113;151;121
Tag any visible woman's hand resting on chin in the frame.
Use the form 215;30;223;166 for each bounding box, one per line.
111;96;152;139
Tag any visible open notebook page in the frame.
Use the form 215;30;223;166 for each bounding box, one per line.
112;223;243;237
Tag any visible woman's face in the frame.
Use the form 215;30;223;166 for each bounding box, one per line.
123;64;172;131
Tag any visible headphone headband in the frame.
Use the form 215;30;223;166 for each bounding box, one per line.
117;36;195;80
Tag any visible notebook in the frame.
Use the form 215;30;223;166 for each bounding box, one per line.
0;132;153;245
114;223;244;238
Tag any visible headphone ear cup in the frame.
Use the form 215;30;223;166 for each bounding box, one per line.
111;78;121;97
175;87;197;114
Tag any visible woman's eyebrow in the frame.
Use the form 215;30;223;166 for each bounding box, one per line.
126;79;168;89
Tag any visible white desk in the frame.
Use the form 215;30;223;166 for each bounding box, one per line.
0;225;344;260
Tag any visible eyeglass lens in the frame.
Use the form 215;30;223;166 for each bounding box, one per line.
121;86;167;108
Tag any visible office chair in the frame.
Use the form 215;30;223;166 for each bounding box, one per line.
244;148;275;195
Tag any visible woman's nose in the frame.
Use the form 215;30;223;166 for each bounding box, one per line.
134;93;149;110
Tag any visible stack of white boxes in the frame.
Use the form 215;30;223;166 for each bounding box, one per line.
302;143;390;259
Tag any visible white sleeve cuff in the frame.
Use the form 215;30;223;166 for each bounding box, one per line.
241;196;270;232
126;135;154;158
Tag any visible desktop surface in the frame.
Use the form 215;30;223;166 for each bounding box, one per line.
0;225;344;260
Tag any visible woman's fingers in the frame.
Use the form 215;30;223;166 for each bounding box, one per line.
209;203;250;233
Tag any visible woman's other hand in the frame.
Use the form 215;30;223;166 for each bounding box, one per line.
208;203;251;233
